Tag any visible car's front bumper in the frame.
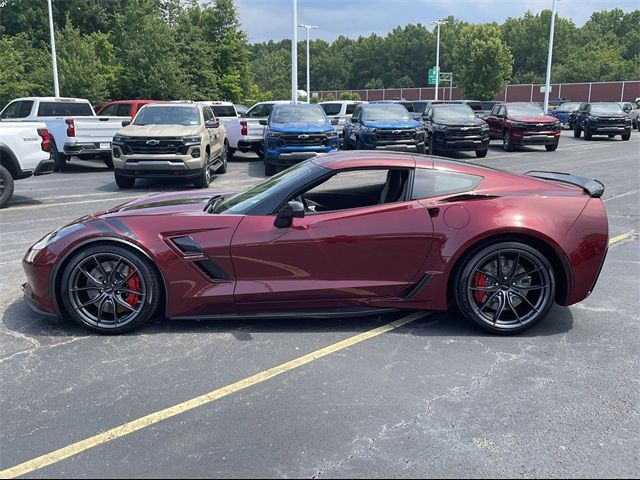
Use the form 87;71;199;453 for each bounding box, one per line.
512;131;560;145
363;131;426;148
434;135;490;151
587;126;631;135
112;150;204;177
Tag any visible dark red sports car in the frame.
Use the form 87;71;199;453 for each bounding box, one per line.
22;152;609;335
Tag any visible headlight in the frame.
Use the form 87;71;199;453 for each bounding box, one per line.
267;131;282;139
113;135;127;144
434;124;447;131
363;126;377;133
326;131;339;138
554;121;561;128
512;122;526;128
481;124;489;131
30;224;86;251
415;126;423;132
183;135;201;144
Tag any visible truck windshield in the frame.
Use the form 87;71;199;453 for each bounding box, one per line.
134;106;200;126
508;105;545;117
432;105;476;121
363;105;412;121
559;102;581;111
320;103;342;116
590;104;624;115
271;106;327;124
213;162;324;214
37;102;93;116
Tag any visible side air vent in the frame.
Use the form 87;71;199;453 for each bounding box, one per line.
172;236;202;254
194;259;231;281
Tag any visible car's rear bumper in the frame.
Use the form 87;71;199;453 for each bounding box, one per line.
64;142;111;156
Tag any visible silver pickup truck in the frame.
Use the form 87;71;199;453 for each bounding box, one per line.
224;100;291;156
0;97;128;171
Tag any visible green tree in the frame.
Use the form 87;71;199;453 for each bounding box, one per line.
454;24;513;100
339;92;361;101
0;34;51;105
323;92;336;101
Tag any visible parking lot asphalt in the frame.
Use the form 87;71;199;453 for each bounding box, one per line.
1;131;639;478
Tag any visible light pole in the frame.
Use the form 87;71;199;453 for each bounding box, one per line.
543;0;558;114
432;20;448;101
47;0;60;97
291;0;298;103
299;24;319;103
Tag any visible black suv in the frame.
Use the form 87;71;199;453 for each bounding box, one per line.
573;102;632;141
422;103;490;157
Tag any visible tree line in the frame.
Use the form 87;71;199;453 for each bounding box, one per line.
0;0;638;107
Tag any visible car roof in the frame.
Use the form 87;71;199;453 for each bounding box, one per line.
103;99;158;104
202;101;234;106
12;97;91;103
318;100;365;104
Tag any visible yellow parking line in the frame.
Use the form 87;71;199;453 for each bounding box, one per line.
0;311;428;479
609;231;635;245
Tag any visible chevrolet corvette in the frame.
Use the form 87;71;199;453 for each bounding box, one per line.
22;151;608;335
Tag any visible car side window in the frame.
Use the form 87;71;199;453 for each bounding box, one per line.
17;101;34;117
351;105;361;121
411;168;483;200
0;101;21;119
345;104;357;115
99;104;117;116
247;104;264;117
497;105;506;117
203;106;213;122
117;104;132;117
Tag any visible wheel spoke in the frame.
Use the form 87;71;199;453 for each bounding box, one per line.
70;286;98;292
75;292;106;310
511;291;540;314
513;266;543;284
115;268;136;286
109;258;123;284
79;266;102;286
508;252;520;280
92;255;109;282
475;269;500;284
506;292;524;326
516;284;547;291
114;294;139;312
479;291;500;312
469;285;499;292
96;296;107;324
496;253;504;279
119;288;143;296
493;292;506;323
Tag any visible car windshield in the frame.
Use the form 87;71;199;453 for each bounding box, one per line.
432;105;476;121
559;102;581;111
508;104;545;117
591;103;624;115
271;105;327;124
363;105;412;121
214;162;325;214
320;103;342;116
134;106;200;126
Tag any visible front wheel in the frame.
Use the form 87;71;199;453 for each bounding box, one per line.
426;135;435;154
60;244;162;334
193;152;211;188
216;143;228;174
503;131;514;151
545;142;559;152
0;164;15;208
573;124;581;138
114;172;135;189
475;148;488;158
621;132;631;141
584;129;592;140
454;242;556;335
416;142;426;154
103;157;114;169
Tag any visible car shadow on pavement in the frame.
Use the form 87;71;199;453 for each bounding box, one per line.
2;297;573;341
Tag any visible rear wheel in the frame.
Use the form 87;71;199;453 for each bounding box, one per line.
60;244;162;334
51;141;68;172
0;164;15;208
264;150;276;176
545;142;559;152
454;241;556;335
114;172;135;189
475;148;488;158
228;147;236;159
502;130;514;151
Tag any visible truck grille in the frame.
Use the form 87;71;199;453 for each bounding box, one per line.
123;137;186;155
447;126;483;139
596;118;625;126
376;129;416;141
521;123;556;132
280;134;326;146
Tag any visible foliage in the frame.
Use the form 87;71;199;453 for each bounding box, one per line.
323;93;336;101
339;92;362;101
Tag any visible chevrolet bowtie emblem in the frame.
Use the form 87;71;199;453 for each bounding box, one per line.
298;134;309;139
392;130;401;134
146;140;160;145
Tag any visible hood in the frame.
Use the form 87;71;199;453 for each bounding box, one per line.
363;119;422;129
117;124;201;137
511;115;558;123
270;122;334;133
99;191;234;218
434;117;486;127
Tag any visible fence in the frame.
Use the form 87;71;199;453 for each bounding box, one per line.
314;81;640;103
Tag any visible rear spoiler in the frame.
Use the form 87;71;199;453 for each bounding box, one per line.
526;171;605;198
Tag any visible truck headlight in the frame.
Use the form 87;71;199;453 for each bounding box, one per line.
113;135;127;144
363;127;377;133
183;135;201;144
267;131;282;139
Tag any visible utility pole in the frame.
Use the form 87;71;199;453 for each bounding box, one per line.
299;24;319;102
47;0;60;97
291;0;298;103
432;20;448;101
543;0;558;114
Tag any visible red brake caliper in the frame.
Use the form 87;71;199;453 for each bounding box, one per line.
125;267;141;307
473;272;486;303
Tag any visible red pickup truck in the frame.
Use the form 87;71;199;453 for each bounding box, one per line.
96;100;161;119
485;102;561;151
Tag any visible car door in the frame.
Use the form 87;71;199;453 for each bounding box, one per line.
488;105;505;138
423;107;434;141
229;167;435;305
344;105;362;147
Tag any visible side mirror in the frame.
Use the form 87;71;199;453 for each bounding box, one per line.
121;120;131;127
422;114;430;121
351;117;359;124
259;119;268;126
205;119;220;128
274;201;305;228
330;117;339;125
623;105;632;113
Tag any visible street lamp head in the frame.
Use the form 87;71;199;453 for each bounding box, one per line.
431;20;449;26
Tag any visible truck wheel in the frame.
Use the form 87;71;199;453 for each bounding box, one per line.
51;141;68;172
216;143;228;174
416;142;426;155
621;132;631;141
584;129;592;141
0;164;15;208
114;172;135;189
263;151;276;176
103;157;114;169
254;144;264;158
193;152;211;188
545;142;559;152
573;124;581;138
502;131;514;151
427;136;435;154
228;147;236;159
475;148;488;158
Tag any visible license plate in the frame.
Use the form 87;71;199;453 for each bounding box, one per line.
100;142;111;149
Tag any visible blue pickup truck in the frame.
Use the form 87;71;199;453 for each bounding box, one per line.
260;104;340;176
343;103;426;153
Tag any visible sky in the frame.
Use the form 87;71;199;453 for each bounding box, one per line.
236;0;638;43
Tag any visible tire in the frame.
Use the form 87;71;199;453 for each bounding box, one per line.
545;142;559;152
416;142;426;154
584;129;592;141
573;124;581;138
254;144;264;159
114;172;135;189
216;143;228;174
0;164;15;209
103;157;114;169
193;152;211;188
475;148;488;158
60;244;162;334
427;135;435;154
454;241;556;335
51;141;68;172
228;147;236;159
264;151;276;176
622;132;631;141
502;130;514;151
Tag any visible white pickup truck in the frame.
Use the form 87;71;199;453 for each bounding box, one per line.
223;100;291;156
0;97;128;171
0;121;54;208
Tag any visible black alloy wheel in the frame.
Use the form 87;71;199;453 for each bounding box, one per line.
60;244;161;334
455;242;555;334
503;131;514;151
217;142;228;174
